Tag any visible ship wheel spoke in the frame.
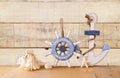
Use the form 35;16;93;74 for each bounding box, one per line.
65;51;68;54
65;43;69;47
57;51;61;54
66;47;70;51
61;52;65;56
63;52;66;55
57;42;62;48
61;42;66;46
56;47;59;51
59;52;62;55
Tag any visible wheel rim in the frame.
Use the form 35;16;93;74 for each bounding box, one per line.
52;37;74;60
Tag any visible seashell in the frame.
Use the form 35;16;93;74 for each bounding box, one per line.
17;50;40;71
44;63;52;69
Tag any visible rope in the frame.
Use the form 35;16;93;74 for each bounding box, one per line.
83;35;96;56
82;14;97;56
60;18;64;37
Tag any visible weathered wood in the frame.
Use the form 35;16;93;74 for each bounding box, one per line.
0;0;119;2
0;66;120;78
109;66;120;78
0;49;119;65
0;0;65;2
0;24;61;47
0;2;119;22
0;24;14;47
0;23;119;48
93;67;112;78
14;24;61;47
65;23;120;48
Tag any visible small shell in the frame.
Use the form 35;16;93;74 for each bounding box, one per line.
44;63;52;69
17;50;40;71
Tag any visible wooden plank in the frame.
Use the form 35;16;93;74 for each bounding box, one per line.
93;67;112;78
0;24;61;47
0;67;94;78
0;24;14;47
0;2;119;22
0;49;119;65
0;66;120;78
103;24;120;48
71;67;96;78
0;0;120;2
0;0;65;2
0;23;119;48
0;66;17;78
107;49;120;66
14;24;61;47
103;24;120;40
109;66;120;78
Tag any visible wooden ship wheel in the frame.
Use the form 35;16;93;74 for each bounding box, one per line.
45;18;81;67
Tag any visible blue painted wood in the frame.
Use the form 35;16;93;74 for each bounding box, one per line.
84;30;100;35
52;37;74;61
102;44;110;51
74;45;80;51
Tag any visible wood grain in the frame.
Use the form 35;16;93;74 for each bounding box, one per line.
0;0;120;2
0;2;119;22
0;66;120;78
0;23;119;48
0;49;119;65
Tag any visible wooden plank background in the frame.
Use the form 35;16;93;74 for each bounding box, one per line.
0;2;119;22
0;49;120;66
0;66;120;78
0;23;120;48
0;2;119;48
0;0;120;2
0;2;119;65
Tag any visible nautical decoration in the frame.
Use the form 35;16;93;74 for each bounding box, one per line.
74;51;89;68
45;18;81;67
75;13;110;67
17;50;40;71
45;13;110;68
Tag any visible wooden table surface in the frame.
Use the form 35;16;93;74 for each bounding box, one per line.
0;66;120;78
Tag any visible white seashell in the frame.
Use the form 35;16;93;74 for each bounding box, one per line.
17;50;40;71
44;63;52;69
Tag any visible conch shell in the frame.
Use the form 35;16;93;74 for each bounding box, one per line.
17;50;40;71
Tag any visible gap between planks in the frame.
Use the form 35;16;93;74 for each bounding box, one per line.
0;22;120;24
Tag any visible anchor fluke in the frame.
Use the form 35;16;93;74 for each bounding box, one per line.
102;44;110;51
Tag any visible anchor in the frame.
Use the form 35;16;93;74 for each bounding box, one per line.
45;13;110;68
83;13;110;66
